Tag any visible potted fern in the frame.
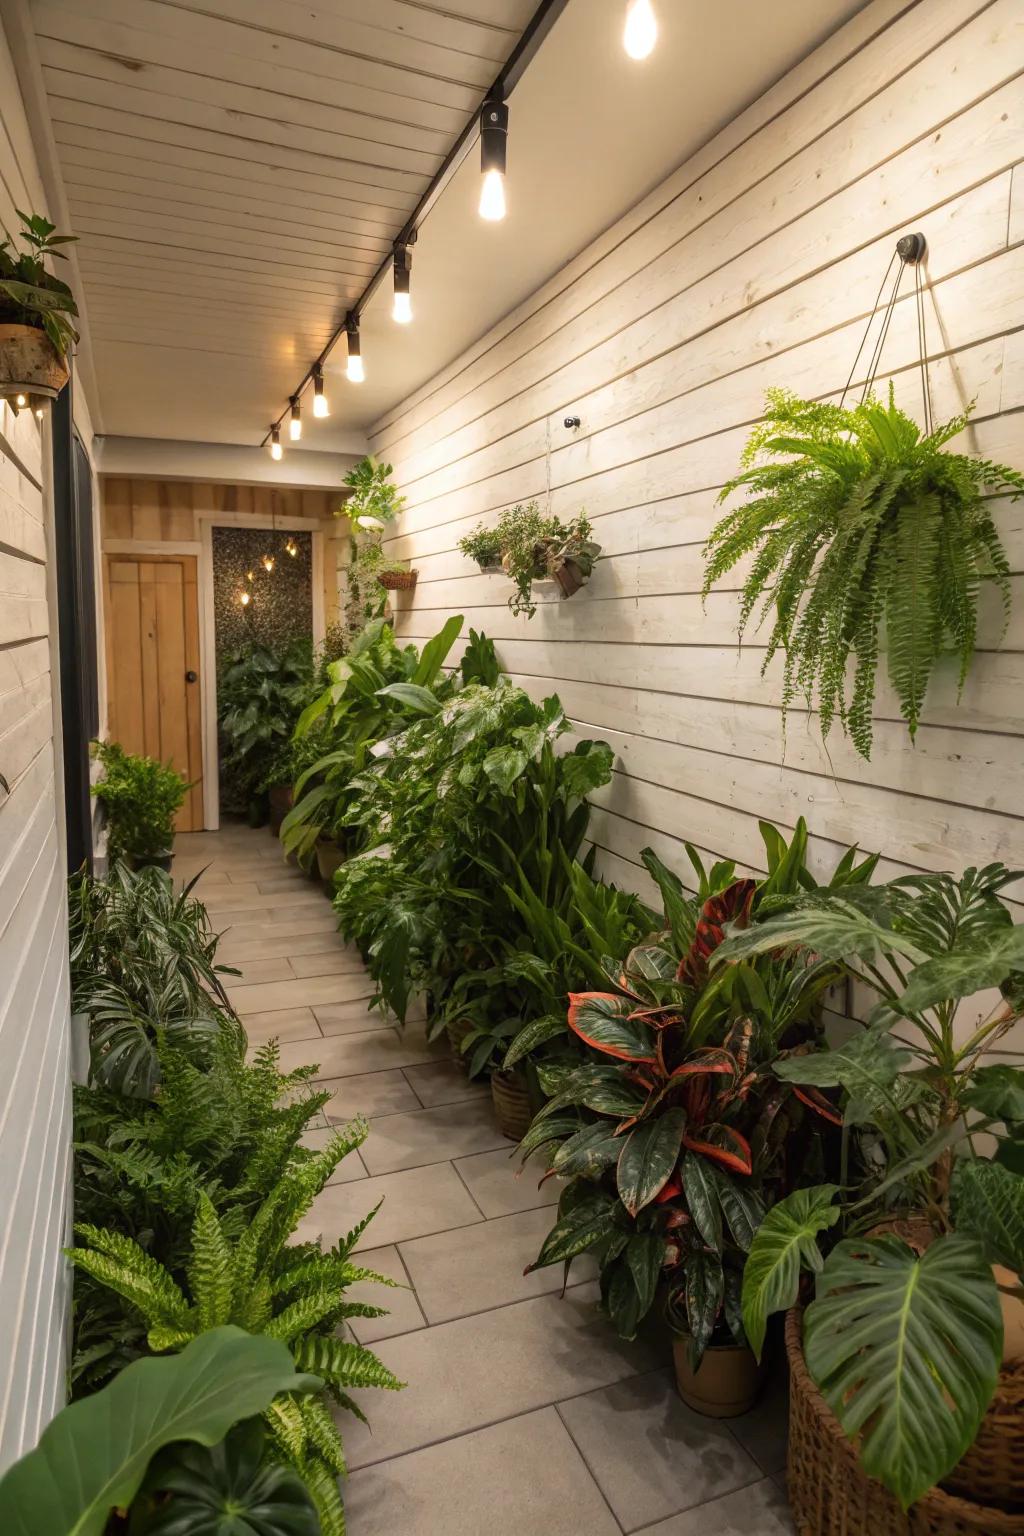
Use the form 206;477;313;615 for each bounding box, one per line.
702;387;1023;759
0;210;79;406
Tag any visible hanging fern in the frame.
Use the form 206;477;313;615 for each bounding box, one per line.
702;387;1023;758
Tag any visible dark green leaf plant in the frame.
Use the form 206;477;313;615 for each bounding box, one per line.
0;208;80;357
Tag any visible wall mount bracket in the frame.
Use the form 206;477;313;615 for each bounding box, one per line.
896;231;927;263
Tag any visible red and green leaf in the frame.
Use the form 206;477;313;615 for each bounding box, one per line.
677;879;757;986
681;1123;754;1176
568;992;658;1062
616;1107;687;1216
791;1083;844;1126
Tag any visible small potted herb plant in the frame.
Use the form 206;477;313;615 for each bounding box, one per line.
483;503;601;618
91;741;189;872
338;458;417;614
458;523;505;574
0;210;79;407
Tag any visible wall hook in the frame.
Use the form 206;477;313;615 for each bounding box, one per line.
563;415;581;430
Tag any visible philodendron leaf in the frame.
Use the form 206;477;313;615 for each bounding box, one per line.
961;1064;1024;1127
0;1327;316;1536
805;1234;1003;1509
897;929;1024;1013
773;1025;910;1123
951;1158;1024;1274
740;1184;840;1359
375;682;441;715
712;898;927;970
617;1108;687;1217
133;1420;318;1536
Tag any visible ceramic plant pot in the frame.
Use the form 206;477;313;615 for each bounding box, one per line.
490;1068;533;1142
446;1017;475;1073
476;556;504;574
0;323;69;401
672;1333;765;1418
553;558;587;598
268;783;293;835
315;835;346;889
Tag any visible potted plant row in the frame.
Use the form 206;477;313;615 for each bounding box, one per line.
459;503;601;617
0;210;79;409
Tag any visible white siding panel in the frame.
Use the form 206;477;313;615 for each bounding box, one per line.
373;0;1024;1062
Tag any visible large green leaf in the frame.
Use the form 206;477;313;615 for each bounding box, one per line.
681;1150;722;1253
951;1158;1024;1274
132;1420;318;1535
503;1013;566;1070
411;614;463;686
740;1185;839;1359
962;1064;1024;1126
375;682;441;715
805;1234;1003;1508
0;1328;315;1536
567;992;657;1063
773;1026;910;1123
552;1121;622;1178
898;929;1024;1012
713;900;927;970
617;1109;686;1216
526;1193;619;1271
683;1248;725;1363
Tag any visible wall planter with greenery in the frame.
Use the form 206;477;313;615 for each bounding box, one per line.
459;503;601;617
703;388;1024;760
0;210;79;407
91;741;188;872
718;868;1024;1527
338;457;416;634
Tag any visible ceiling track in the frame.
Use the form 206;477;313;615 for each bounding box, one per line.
260;0;572;447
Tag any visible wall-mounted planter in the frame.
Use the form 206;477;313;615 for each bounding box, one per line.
475;555;504;575
377;569;418;591
0;323;69;402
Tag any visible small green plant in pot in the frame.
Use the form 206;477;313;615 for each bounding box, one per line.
0;209;79;406
492;503;600;618
91;741;188;870
458;523;504;573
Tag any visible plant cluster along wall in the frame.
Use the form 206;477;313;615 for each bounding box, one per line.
211;526;313;664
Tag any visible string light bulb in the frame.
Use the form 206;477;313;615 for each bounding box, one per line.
289;396;302;441
239;590;251;607
14;392;27;408
479;96;508;221
268;424;282;460
345;315;364;383
262;553;275;573
393;239;414;323
246;569;254;582
623;0;657;59
284;537;298;557
312;364;329;418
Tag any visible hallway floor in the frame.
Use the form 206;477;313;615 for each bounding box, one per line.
176;824;794;1536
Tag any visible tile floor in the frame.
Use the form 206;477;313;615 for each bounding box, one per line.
177;824;794;1536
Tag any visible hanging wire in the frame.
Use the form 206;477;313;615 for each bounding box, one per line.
913;259;933;436
839;232;929;418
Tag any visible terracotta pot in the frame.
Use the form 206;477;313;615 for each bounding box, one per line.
0;323;69;400
377;569;417;590
314;835;346;888
268;783;293;835
672;1333;765;1418
491;1068;533;1142
446;1017;475;1072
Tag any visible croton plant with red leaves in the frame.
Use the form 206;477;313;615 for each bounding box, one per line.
523;824;878;1359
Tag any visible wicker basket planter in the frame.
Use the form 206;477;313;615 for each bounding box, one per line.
490;1068;533;1142
785;1310;1024;1536
377;569;417;591
0;322;69;401
268;783;293;835
446;1017;475;1072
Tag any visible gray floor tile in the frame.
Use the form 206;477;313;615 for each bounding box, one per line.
276;1028;438;1081
402;1059;490;1108
225;955;294;984
558;1369;761;1532
227;972;374;1015
218;929;344;962
343;1408;620;1536
242;1006;322;1047
320;1070;420;1121
295;1161;483;1250
207;896;328;921
400;1205;593;1324
338;1283;657;1469
360;1099;508;1175
315;1000;396;1036
348;1244;426;1344
298;1128;368;1183
633;1477;794;1535
727;1365;789;1475
452;1146;563;1217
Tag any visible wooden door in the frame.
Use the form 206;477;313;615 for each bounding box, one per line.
104;555;203;831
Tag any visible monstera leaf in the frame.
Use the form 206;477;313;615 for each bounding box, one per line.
740;1185;840;1359
131;1420;318;1535
952;1158;1024;1274
804;1234;1003;1509
0;1328;316;1536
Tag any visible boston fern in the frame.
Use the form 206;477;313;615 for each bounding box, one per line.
703;388;1023;758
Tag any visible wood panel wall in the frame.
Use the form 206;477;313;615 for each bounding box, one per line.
0;22;73;1472
372;0;1024;1019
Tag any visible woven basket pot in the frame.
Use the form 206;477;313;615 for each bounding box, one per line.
377;569;417;591
490;1068;533;1142
0;323;69;399
446;1017;475;1073
785;1310;1024;1536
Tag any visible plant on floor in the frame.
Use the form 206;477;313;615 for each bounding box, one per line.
523;822;878;1350
69;865;241;1099
91;741;189;867
702;387;1024;759
217;639;313;813
469;502;600;618
719;864;1024;1508
71;1116;403;1536
0;1327;314;1536
0;209;79;359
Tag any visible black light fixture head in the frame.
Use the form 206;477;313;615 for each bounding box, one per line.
479;94;509;220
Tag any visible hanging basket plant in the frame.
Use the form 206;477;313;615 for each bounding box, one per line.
377;562;417;591
0;211;79;407
459;503;601;618
702;386;1023;759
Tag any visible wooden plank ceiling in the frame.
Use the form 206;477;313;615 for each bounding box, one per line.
29;0;538;441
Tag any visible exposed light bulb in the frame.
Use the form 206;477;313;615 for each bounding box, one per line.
262;554;275;573
269;425;282;460
313;367;329;417
346;316;364;383
393;241;414;322
393;289;413;324
239;590;251;606
289;397;302;441
623;0;657;59
479;167;506;222
15;392;27;408
246;570;254;581
346;353;365;384
284;537;298;557
35;406;43;420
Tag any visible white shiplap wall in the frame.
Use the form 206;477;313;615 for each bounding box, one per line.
0;16;74;1473
374;0;1024;927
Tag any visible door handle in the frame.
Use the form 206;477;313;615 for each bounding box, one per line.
185;670;198;683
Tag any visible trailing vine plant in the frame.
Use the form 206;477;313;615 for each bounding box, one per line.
702;387;1023;758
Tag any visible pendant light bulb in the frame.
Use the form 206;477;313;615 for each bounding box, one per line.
285;537;298;557
269;424;282;461
289;396;302;441
345;315;364;383
393;290;413;324
239;590;251;607
479;96;508;222
15;392;27;408
623;0;657;59
312;365;329;417
392;241;414;323
262;553;275;574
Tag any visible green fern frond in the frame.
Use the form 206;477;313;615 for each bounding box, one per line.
232;1273;274;1333
187;1193;234;1330
294;1454;346;1536
263;1394;309;1464
333;1197;383;1261
293;1334;404;1393
70;1225;192;1327
264;1289;344;1343
298;1392;347;1477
